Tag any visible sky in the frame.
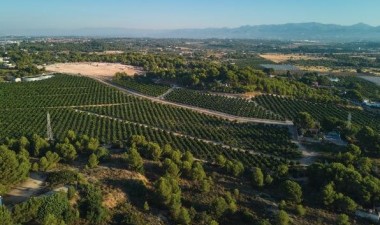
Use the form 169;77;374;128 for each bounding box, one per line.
0;0;379;31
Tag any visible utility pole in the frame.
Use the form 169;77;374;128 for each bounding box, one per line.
47;112;54;141
347;112;352;129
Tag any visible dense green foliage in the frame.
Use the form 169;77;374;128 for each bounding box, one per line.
78;184;109;224
82;104;298;158
0;75;291;170
12;192;77;224
164;88;282;120
255;95;380;132
113;74;171;97
336;76;380;101
0;145;31;194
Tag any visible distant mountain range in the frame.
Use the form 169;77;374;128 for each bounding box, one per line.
2;23;380;41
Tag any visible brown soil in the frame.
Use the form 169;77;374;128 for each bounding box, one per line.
259;54;323;63
45;62;144;79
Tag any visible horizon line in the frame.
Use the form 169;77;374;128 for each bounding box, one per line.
1;22;380;33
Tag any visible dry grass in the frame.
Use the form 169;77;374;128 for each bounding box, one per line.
297;65;357;73
90;51;125;55
45;62;144;79
259;54;322;63
103;188;127;209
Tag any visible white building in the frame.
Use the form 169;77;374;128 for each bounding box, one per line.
328;77;340;82
22;74;54;82
355;210;380;223
363;99;380;108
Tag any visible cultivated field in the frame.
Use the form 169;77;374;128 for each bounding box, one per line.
360;75;380;86
259;53;322;63
45;62;144;79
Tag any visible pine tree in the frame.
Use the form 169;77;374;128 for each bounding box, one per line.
0;206;13;225
251;167;264;187
87;153;99;168
125;147;144;173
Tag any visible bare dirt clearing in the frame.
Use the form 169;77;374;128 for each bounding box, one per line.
45;62;144;79
4;172;46;205
259;54;323;63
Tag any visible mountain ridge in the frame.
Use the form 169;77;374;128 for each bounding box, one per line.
2;22;380;41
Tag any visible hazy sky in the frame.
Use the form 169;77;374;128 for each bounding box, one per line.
0;0;379;30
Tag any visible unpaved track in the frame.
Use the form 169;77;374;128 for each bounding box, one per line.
91;77;293;126
74;108;289;161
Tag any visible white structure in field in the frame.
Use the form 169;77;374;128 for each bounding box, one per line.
355;210;380;223
22;74;54;82
363;99;380;108
46;112;54;141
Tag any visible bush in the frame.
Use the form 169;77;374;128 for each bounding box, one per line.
39;151;61;171
0;146;31;194
251;167;264;187
175;207;191;225
87;153;99;168
124;147;144;173
55;142;77;161
143;201;150;211
296;204;306;217
67;186;76;200
36;192;72;223
211;197;229;218
276;210;290;225
12;192;77;224
46;170;80;187
0;206;13;225
225;160;244;177
280;180;302;204
337;214;350;225
78;184;109;224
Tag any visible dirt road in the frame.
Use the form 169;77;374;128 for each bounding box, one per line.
91;77;293;126
74;108;289;161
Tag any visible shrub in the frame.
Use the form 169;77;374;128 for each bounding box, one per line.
46;170;80;187
78;184;109;224
87;153;99;168
276;210;290;225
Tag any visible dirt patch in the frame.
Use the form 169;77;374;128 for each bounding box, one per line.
242;91;263;98
297;65;357;73
103;188;127;209
90;51;125;55
45;62;144;80
4;172;46;205
85;166;150;209
260;54;323;63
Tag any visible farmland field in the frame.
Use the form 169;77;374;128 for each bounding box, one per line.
259;53;324;63
164;88;283;120
0;74;297;166
112;78;171;97
45;62;144;78
359;75;380;86
255;94;380;131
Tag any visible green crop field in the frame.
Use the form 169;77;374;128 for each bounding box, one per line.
0;74;295;169
113;78;171;97
255;94;380;131
165;88;283;120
